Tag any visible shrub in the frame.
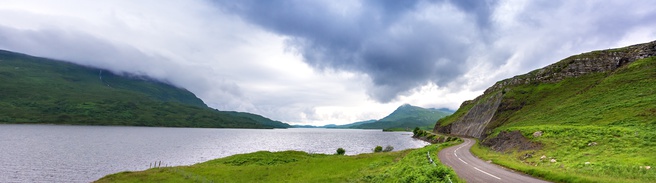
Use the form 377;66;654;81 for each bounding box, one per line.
374;146;383;153
413;127;421;137
336;148;346;155
383;145;394;152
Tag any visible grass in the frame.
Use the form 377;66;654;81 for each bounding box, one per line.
471;127;656;183
96;142;463;183
0;50;288;128
466;56;656;182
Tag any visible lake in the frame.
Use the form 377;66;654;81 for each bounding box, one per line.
0;124;429;182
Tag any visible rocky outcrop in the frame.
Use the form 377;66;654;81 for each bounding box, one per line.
482;131;542;152
435;40;656;141
446;92;503;139
485;41;656;94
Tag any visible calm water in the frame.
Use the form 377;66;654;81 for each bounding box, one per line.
0;124;428;182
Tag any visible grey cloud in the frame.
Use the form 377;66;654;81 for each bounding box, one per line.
2;0;655;124
503;1;656;73
214;0;489;102
213;0;656;103
0;25;245;107
448;0;497;27
0;26;165;78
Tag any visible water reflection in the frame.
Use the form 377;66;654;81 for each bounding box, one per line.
0;125;428;182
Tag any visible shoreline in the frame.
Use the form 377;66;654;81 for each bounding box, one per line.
95;141;463;182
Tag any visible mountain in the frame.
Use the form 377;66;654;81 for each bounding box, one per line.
291;119;377;128
332;119;378;128
0;50;289;128
291;105;452;130
434;40;656;182
351;104;453;130
434;108;455;113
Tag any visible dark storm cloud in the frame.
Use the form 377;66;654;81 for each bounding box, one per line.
214;0;493;102
448;0;496;27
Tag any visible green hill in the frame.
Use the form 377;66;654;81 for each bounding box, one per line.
352;104;452;130
0;50;289;128
435;41;656;182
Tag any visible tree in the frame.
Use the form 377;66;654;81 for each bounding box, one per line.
413;127;421;137
374;146;383;153
336;148;346;155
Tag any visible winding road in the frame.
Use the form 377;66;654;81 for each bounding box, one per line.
438;138;550;183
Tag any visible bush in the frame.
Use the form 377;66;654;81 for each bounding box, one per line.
374;146;383;153
336;148;346;155
413;127;421;137
383;145;394;152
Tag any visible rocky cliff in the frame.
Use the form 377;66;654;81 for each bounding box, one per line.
442;93;503;138
485;41;656;94
434;40;656;139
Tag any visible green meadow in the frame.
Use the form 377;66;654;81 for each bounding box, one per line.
96;142;463;183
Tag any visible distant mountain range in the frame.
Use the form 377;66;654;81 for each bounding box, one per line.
0;50;289;128
295;104;453;130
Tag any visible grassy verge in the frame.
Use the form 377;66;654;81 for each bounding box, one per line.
471;126;656;183
412;127;459;144
96;142;463;183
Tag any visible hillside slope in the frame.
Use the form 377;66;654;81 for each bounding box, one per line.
0;50;289;128
434;41;656;182
353;104;452;130
313;120;377;128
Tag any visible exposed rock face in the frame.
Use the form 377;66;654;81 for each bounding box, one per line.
435;40;656;141
482;131;542;152
485;41;656;94
448;93;503;138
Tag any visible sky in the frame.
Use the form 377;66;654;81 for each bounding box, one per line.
1;0;655;125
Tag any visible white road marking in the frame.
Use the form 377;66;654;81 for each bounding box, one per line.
458;157;469;165
473;167;502;180
453;139;502;180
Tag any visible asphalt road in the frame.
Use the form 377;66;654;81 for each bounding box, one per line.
438;138;551;183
